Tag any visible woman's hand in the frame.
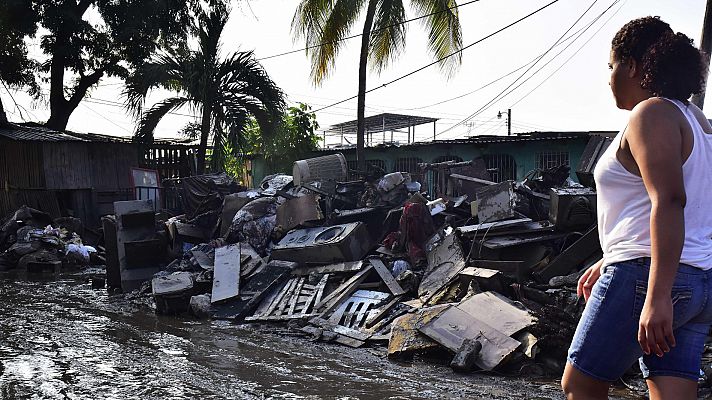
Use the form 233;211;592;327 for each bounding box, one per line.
638;295;675;357
577;260;603;302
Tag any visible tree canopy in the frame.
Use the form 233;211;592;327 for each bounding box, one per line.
1;0;195;129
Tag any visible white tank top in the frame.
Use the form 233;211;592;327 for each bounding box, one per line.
594;98;712;269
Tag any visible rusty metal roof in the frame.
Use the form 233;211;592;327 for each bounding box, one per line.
319;131;616;151
0;123;194;145
0;123;91;142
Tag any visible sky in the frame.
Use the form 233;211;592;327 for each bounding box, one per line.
1;0;709;146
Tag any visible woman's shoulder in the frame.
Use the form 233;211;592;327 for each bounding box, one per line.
632;97;680;115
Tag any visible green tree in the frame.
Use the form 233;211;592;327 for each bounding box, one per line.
4;0;196;130
245;103;320;173
124;1;285;175
292;0;462;172
0;0;39;124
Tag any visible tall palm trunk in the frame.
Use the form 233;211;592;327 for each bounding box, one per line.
197;100;212;174
356;0;378;174
0;99;7;125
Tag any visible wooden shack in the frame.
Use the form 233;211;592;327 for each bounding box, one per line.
0;123;198;226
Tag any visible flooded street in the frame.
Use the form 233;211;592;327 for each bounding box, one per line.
0;272;637;400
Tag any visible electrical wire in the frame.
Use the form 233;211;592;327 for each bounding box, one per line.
437;0;603;138
400;17;604;112
311;0;560;114
508;0;627;108
79;103;132;134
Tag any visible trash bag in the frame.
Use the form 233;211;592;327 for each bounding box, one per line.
225;197;280;255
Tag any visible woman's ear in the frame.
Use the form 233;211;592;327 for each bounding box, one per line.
627;58;639;78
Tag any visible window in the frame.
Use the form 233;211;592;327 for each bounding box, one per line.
536;151;570;170
483;154;517;182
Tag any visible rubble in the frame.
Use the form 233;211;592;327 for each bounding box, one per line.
3;143;686;388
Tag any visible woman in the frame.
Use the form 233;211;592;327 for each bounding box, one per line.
561;16;712;400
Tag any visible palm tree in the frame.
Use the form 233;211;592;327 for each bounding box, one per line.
292;0;462;172
125;0;285;174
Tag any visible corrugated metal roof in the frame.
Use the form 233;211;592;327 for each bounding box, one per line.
0;123;196;145
0;124;90;142
319;131;614;151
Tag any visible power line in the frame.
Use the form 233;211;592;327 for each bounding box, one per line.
399;17;604;112
508;0;627;108
84;97;199;118
79;103;132;134
258;0;483;61
312;0;560;114
437;0;603;138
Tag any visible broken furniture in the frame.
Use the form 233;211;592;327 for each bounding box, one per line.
114;200;164;292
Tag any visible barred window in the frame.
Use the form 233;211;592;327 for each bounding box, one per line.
394;157;424;182
483;154;517;182
346;159;388;180
536;151;569;170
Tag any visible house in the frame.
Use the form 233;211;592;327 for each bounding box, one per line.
0;123;198;225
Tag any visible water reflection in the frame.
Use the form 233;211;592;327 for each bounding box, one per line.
0;272;597;400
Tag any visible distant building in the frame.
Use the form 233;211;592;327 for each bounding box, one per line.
251;124;616;194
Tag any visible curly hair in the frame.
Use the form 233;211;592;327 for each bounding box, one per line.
612;16;706;101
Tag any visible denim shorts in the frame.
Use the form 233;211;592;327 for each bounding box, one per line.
567;258;712;382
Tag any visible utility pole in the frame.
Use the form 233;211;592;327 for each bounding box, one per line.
692;0;712;109
497;109;512;136
507;108;511;136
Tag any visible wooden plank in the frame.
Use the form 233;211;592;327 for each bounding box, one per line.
457;218;532;235
291;261;364;276
275;278;300;315
301;274;329;317
314;265;373;312
365;296;402;329
265;277;297;316
249;280;288;318
288;277;306;315
310;317;371;341
211;244;241;303
369;258;405;296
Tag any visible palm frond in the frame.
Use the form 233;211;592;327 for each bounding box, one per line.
409;0;462;75
216;51;285;131
134;96;192;143
310;0;367;83
369;0;407;72
292;0;367;84
291;0;332;44
123;53;187;118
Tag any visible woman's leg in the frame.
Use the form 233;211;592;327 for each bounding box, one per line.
562;362;610;400
647;376;697;400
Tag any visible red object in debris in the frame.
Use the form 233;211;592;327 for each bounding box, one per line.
400;202;435;267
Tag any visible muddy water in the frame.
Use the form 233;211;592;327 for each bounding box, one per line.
0;272;639;400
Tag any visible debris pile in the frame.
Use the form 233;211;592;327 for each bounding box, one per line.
0;143;611;378
0;206;101;274
110;151;606;377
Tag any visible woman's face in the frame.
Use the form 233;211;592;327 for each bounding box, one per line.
608;50;630;110
608;49;647;110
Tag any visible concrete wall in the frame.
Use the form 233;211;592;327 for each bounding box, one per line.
250;136;590;189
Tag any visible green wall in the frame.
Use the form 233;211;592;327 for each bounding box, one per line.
250;135;590;188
